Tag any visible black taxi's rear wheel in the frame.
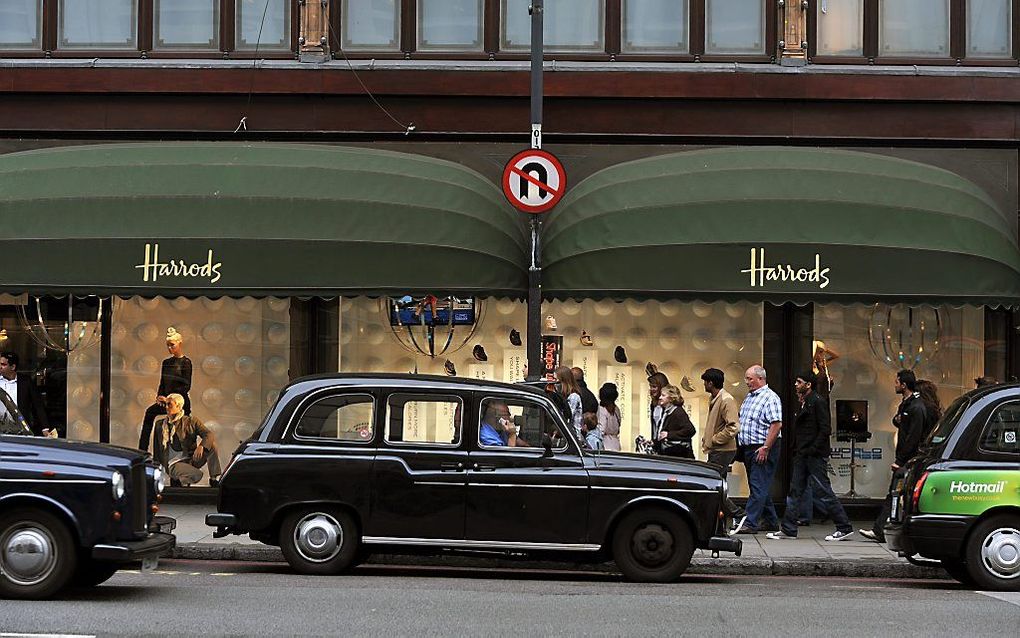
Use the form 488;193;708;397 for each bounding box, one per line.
280;507;359;576
964;514;1020;591
612;508;694;583
0;508;77;600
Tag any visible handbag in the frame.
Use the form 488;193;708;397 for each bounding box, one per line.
656;437;694;459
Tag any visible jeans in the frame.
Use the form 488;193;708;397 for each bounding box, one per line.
781;455;852;536
708;450;741;517
739;442;781;530
797;477;830;521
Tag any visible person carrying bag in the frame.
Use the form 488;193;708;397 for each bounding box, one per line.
654;384;696;459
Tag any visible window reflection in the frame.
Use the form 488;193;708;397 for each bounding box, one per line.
622;0;688;53
236;0;290;50
705;0;764;55
0;0;40;49
967;0;1012;57
816;0;863;56
880;0;950;57
502;0;604;52
418;0;482;51
342;0;400;51
155;0;218;49
59;0;137;49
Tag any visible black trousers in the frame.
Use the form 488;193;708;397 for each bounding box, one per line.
708;450;742;517
871;468;907;541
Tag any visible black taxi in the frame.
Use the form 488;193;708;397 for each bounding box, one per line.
885;384;1020;591
1;391;175;599
207;374;741;582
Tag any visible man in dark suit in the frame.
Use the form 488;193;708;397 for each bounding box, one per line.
0;351;51;436
571;367;599;415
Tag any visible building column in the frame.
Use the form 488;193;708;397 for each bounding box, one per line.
299;0;330;63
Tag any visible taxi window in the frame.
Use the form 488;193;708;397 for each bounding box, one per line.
928;396;969;447
980;401;1020;455
478;397;570;451
385;393;462;446
294;393;375;442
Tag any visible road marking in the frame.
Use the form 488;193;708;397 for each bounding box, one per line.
211;572;235;576
977;591;1020;607
831;585;886;590
2;634;96;638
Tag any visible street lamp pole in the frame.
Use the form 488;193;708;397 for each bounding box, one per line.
526;0;544;382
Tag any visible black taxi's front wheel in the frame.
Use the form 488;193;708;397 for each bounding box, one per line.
280;507;359;576
964;514;1020;591
0;508;77;600
612;507;694;583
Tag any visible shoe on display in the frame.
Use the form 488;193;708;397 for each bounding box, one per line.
509;328;522;347
858;529;881;542
472;344;488;362
765;531;796;540
579;330;594;347
645;362;658;377
444;360;457;376
825;530;856;542
545;315;558;331
680;375;695;392
614;346;628;364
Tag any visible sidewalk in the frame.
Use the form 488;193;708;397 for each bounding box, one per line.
161;503;949;580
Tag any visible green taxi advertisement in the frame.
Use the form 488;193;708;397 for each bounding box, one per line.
885;384;1020;591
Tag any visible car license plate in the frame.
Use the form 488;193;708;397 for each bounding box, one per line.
141;556;158;573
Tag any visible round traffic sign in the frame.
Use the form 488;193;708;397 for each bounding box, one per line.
502;149;566;214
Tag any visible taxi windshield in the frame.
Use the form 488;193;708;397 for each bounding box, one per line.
927;395;970;447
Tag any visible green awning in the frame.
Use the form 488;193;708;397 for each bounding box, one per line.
543;147;1020;305
0;143;526;297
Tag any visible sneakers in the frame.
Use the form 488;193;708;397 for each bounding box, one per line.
765;531;796;540
858;529;882;542
728;515;750;536
825;530;855;542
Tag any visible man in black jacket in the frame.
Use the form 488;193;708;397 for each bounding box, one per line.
571;367;599;415
0;351;50;436
766;371;854;541
861;369;928;542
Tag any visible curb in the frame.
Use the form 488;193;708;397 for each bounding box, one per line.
168;542;947;580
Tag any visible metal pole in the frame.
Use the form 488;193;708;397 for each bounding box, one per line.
526;0;544;382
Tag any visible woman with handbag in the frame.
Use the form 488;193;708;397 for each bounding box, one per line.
655;385;696;459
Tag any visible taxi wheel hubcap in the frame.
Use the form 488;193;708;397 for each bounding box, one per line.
2;524;58;586
294;513;343;564
981;527;1020;580
632;523;674;566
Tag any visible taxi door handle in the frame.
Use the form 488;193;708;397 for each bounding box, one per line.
440;462;464;472
472;463;496;472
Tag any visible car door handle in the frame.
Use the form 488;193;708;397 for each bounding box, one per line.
472;463;496;472
440;462;464;471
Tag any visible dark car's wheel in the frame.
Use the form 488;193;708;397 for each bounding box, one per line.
70;558;119;588
0;508;77;599
940;558;975;587
612;507;694;583
280;507;359;576
964;514;1020;592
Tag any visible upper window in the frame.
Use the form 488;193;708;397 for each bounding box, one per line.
342;0;400;51
880;0;950;57
705;0;764;55
816;0;864;56
0;0;41;49
294;393;375;442
59;0;138;49
502;0;604;52
385;393;462;446
154;0;219;50
235;0;291;51
980;401;1020;454
478;397;570;451
622;0;688;53
418;0;483;51
967;0;1013;58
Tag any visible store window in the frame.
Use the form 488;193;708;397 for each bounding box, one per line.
502;0;604;52
621;0;688;53
386;393;462;445
418;0;483;51
294;393;374;442
879;0;950;57
813;303;983;497
235;0;291;50
967;0;1012;58
59;0;138;49
154;0;219;49
816;0;863;56
0;0;40;49
705;0;764;55
342;0;400;51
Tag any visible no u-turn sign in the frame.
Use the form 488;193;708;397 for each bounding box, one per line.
502;149;566;214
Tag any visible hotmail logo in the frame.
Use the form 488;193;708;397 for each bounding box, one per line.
949;480;1006;494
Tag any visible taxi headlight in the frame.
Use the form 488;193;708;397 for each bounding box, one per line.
153;467;165;495
111;471;125;500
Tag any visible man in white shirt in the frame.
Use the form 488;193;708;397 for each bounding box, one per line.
0;351;50;436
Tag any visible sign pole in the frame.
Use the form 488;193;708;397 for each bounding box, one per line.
526;0;544;382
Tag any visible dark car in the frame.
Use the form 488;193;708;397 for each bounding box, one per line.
885;384;1020;591
1;391;176;599
207;374;741;582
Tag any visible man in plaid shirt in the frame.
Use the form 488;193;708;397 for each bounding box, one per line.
731;365;783;535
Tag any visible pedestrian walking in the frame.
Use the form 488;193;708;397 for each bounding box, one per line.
572;367;599;415
731;365;783;535
654;384;695;458
700;368;743;521
766;371;855;541
860;369;929;542
597;382;622;451
554;365;584;439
